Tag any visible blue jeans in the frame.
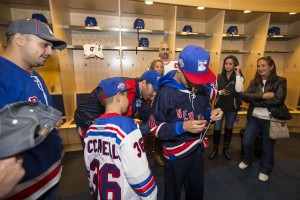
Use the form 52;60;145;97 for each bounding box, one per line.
242;115;276;175
214;111;237;131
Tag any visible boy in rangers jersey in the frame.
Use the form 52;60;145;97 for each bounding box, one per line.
149;45;223;200
84;77;157;200
0;19;66;199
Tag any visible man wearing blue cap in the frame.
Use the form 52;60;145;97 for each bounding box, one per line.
74;70;162;139
149;45;223;200
84;77;157;200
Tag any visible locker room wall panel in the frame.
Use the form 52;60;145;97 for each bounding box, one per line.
70;13;119;28
163;5;176;59
205;11;225;75
242;14;270;90
154;0;300;13
50;0;76;121
73;50;121;93
122;51;158;78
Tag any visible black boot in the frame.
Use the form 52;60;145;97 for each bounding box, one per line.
208;130;221;160
223;128;233;160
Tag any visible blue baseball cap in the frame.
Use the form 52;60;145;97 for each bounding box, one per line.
178;45;216;84
141;70;162;92
98;77;128;100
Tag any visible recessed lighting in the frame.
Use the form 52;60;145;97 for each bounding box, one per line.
289;12;297;15
145;1;153;5
197;6;205;10
244;10;251;13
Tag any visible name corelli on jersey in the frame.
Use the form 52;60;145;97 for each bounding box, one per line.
86;139;119;159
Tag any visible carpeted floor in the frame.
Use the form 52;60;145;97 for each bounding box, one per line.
59;133;300;200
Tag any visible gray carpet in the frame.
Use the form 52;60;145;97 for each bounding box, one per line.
59;133;300;200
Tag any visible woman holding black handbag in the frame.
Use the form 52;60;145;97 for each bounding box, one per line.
239;56;292;182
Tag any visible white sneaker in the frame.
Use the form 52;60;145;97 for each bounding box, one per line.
258;173;269;182
239;162;248;169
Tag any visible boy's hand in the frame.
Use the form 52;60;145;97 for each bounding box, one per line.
210;108;223;121
183;120;208;133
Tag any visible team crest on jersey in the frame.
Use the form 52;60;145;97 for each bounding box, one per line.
198;60;207;72
28;96;38;102
178;58;184;68
118;82;126;91
136;99;142;108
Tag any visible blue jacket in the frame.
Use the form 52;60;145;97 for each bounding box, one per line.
149;72;211;160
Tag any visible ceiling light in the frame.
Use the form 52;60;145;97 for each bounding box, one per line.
145;1;153;5
289;12;297;15
244;10;251;13
197;6;205;10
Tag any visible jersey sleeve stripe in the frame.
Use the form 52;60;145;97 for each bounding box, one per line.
131;173;157;196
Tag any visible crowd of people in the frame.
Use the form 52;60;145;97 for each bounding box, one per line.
0;18;292;200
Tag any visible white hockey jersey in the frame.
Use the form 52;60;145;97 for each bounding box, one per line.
84;113;157;200
163;58;178;75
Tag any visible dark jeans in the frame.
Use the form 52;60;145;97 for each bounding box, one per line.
164;146;204;200
38;183;60;200
242;115;276;175
214;111;237;131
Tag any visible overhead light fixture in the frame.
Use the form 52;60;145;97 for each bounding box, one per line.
289;12;297;15
145;1;153;5
197;6;205;10
244;10;251;13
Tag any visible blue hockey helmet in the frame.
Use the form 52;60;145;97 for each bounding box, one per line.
138;38;149;47
85;17;97;26
268;27;280;35
134;18;145;29
226;26;238;34
182;25;193;32
32;13;48;23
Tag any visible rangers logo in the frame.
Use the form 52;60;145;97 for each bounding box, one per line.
118;82;126;91
198;60;207;72
178;58;184;68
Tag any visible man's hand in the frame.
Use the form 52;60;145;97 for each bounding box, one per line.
210;108;223;121
55;117;64;128
0;157;25;198
183;120;208;134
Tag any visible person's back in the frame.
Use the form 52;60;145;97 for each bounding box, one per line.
84;77;157;200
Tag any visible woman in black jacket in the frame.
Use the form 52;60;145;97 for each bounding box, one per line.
239;56;291;182
208;55;244;160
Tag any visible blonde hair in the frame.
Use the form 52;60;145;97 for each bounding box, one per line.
149;59;164;75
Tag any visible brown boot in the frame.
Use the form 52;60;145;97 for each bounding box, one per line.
153;137;164;166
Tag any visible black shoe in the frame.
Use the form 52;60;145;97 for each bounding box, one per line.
223;148;231;160
208;149;218;160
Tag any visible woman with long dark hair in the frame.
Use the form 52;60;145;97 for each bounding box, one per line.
208;55;244;160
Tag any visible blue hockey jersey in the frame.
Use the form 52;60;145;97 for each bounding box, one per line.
0;56;63;199
149;72;211;160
